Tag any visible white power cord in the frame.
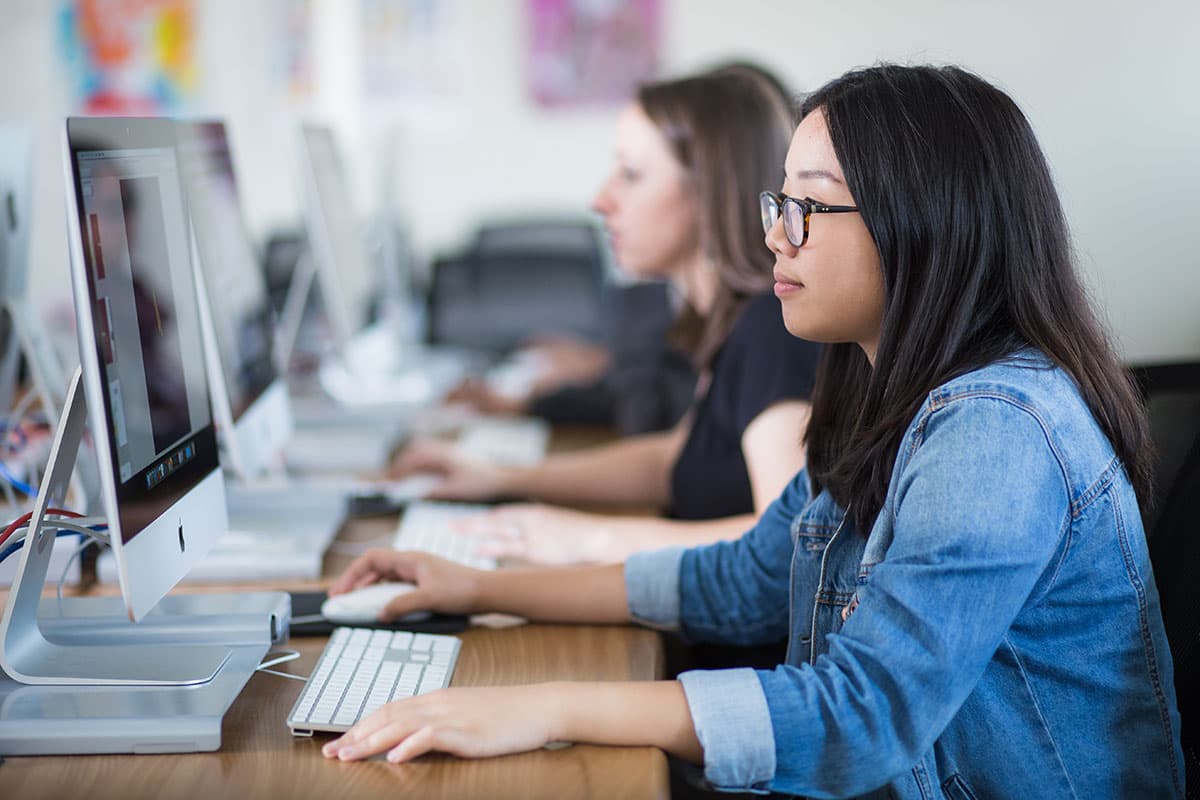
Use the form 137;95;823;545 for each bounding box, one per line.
256;648;308;682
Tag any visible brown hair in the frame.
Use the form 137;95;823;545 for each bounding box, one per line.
636;65;795;368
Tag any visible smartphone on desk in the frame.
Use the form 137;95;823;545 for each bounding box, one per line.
287;591;469;637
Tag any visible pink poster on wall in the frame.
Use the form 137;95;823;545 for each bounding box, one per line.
528;0;661;109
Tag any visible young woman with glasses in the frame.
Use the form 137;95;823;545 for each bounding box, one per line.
390;66;822;566
326;64;1183;798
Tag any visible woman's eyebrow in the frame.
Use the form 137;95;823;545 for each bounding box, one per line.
793;168;843;184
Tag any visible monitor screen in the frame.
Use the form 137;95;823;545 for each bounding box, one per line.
69;128;217;544
300;125;374;350
177;121;276;422
0;124;31;301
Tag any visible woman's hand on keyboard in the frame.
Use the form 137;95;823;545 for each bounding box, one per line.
328;549;481;620
322;684;559;763
453;503;616;566
387;438;506;502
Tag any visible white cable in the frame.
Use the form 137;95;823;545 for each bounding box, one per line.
38;519;109;541
2;518;110;551
257;667;308;682
258;649;301;670
256;649;308;681
0;517;108;607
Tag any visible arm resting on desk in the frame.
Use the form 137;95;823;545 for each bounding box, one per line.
323;680;703;766
494;427;685;508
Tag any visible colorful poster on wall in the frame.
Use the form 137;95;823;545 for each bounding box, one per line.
57;0;198;115
359;0;468;125
527;0;660;109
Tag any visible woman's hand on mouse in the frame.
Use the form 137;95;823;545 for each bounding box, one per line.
328;549;481;621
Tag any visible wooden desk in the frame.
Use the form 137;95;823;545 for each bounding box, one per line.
2;422;676;796
0;621;667;800
0;482;671;798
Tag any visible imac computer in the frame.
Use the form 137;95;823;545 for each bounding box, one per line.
288;124;468;415
0;116;288;755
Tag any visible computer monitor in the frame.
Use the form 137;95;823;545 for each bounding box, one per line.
62;116;225;622
0;124;31;414
297;123;376;355
0;124;32;302
0;123;85;505
176;120;292;480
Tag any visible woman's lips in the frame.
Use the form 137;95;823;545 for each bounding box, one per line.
773;270;803;296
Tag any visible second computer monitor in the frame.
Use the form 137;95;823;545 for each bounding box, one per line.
0;124;32;411
177;120;292;479
0;124;32;302
63;116;226;620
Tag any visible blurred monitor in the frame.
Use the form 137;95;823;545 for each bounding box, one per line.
297;124;375;356
0;124;32;302
177;120;292;480
0;124;32;412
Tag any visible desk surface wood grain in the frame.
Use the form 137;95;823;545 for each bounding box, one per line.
0;623;667;800
0;424;670;798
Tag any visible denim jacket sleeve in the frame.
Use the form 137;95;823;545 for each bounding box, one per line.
749;396;1073;798
625;468;812;643
623;469;813;794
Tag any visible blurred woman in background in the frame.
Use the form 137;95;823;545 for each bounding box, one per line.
391;64;821;565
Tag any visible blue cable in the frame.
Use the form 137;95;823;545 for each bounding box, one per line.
0;458;36;496
0;530;83;564
0;524;107;564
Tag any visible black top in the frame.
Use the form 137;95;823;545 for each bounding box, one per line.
669;293;820;520
530;282;697;434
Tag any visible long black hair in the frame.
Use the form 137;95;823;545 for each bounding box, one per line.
801;65;1153;535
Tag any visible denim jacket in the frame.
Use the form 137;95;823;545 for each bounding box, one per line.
626;352;1183;799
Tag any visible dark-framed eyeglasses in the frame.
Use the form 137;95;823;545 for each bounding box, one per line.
759;191;859;248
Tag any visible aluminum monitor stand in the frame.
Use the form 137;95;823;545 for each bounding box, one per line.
1;369;232;685
0;369;288;755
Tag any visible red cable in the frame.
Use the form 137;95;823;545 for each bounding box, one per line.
0;507;86;548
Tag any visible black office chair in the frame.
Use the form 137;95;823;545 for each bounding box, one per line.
1150;427;1200;799
425;218;608;355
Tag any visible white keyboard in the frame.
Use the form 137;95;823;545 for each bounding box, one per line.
456;417;549;466
392;501;497;571
287;627;461;736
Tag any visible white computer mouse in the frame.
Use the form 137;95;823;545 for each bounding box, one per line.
321;582;431;625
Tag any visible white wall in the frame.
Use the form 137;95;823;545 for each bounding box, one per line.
2;0;1198;362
